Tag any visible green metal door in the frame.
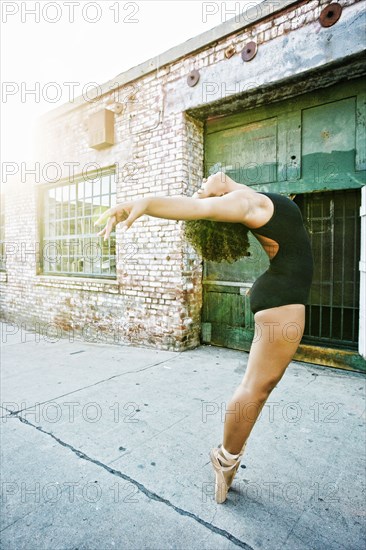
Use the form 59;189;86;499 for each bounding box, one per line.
202;77;366;370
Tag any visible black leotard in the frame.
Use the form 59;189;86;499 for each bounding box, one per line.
248;192;314;315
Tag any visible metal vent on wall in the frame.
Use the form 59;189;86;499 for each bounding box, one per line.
88;109;115;150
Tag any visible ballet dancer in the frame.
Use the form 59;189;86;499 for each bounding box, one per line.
94;171;314;504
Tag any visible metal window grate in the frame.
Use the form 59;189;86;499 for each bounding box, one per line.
41;170;117;278
295;190;361;349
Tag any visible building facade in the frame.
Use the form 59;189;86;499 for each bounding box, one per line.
1;0;365;371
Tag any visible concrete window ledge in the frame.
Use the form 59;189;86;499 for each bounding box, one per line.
34;275;119;293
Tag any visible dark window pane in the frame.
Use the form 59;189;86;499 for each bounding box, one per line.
101;176;110;194
85;181;93;198
84;202;92;216
111;175;116;194
62;185;69;201
69;184;76;202
296;189;360;349
78;181;84;199
93;180;101;196
93;195;102;207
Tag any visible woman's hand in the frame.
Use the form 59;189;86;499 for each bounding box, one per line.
94;198;148;240
192;173;226;199
192;178;208;199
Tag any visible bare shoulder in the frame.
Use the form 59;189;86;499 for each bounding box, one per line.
203;189;255;224
239;192;274;229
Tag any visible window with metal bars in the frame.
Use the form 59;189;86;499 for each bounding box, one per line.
40;168;116;278
295;189;361;349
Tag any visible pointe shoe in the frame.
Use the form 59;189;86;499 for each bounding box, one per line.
209;441;247;504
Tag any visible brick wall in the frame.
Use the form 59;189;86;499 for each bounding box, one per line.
0;0;362;349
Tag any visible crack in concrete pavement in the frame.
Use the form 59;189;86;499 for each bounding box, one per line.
0;354;181;417
0;509;35;534
106;391;224;467
3;413;254;549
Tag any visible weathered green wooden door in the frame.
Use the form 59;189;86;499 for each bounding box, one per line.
202;77;366;370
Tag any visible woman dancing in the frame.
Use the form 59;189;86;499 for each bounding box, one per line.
94;172;314;504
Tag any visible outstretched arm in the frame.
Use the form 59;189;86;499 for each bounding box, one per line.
94;190;250;240
145;191;251;222
94;196;211;240
145;196;212;221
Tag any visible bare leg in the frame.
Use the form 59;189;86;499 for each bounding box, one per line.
222;304;305;454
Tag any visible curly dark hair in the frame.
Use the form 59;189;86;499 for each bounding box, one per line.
184;219;251;263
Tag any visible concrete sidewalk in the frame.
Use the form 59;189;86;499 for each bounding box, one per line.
0;321;365;550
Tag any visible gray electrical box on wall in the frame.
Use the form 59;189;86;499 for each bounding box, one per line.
88;109;115;149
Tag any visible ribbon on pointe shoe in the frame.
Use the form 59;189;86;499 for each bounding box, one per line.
210;443;247;504
219;444;242;462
